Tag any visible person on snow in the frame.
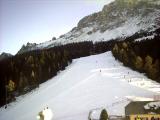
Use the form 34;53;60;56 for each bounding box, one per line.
37;107;53;120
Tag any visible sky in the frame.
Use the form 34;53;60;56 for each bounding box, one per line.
0;0;115;55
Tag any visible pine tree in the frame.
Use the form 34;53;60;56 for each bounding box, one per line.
100;109;108;120
134;56;143;70
7;80;15;92
112;44;119;55
149;59;160;79
144;55;153;77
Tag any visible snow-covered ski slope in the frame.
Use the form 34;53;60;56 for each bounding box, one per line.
0;52;160;120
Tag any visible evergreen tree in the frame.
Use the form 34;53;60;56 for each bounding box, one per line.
134;56;143;70
100;109;108;120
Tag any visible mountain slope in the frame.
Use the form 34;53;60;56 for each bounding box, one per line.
0;52;13;61
0;52;159;120
18;0;160;54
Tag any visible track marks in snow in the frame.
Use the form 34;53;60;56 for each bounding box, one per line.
0;52;160;120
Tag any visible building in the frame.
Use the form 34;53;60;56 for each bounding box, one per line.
125;101;160;116
125;101;151;116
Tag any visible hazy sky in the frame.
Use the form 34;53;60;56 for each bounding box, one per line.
0;0;114;55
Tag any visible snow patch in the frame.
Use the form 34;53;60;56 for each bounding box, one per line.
135;35;155;42
144;101;160;110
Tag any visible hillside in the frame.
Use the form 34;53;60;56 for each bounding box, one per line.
17;0;160;54
0;41;117;107
0;52;159;120
0;0;160;119
112;28;160;82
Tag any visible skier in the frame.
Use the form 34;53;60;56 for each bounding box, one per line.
37;107;53;120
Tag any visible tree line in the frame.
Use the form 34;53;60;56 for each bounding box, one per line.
0;40;116;107
112;28;160;83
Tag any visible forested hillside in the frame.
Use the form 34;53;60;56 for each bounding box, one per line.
112;28;160;82
0;41;116;107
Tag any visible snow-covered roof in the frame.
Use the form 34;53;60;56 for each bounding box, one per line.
144;101;160;110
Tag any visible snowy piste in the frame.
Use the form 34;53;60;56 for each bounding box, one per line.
0;52;160;120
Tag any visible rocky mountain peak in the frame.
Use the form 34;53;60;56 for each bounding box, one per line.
17;42;37;54
0;52;13;61
77;0;160;30
17;0;160;54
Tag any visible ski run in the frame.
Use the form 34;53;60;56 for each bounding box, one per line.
0;51;160;120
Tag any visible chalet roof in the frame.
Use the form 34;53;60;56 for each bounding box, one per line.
125;101;151;115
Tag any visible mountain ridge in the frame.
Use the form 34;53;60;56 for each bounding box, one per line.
0;52;13;61
17;0;160;54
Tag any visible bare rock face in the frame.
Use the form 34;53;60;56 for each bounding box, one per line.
17;42;37;54
16;0;160;54
52;37;56;41
77;0;160;32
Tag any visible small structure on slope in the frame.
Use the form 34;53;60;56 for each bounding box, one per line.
125;101;160;115
125;101;160;120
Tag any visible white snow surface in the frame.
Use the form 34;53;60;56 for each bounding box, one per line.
135;35;155;42
0;52;160;120
144;101;160;110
